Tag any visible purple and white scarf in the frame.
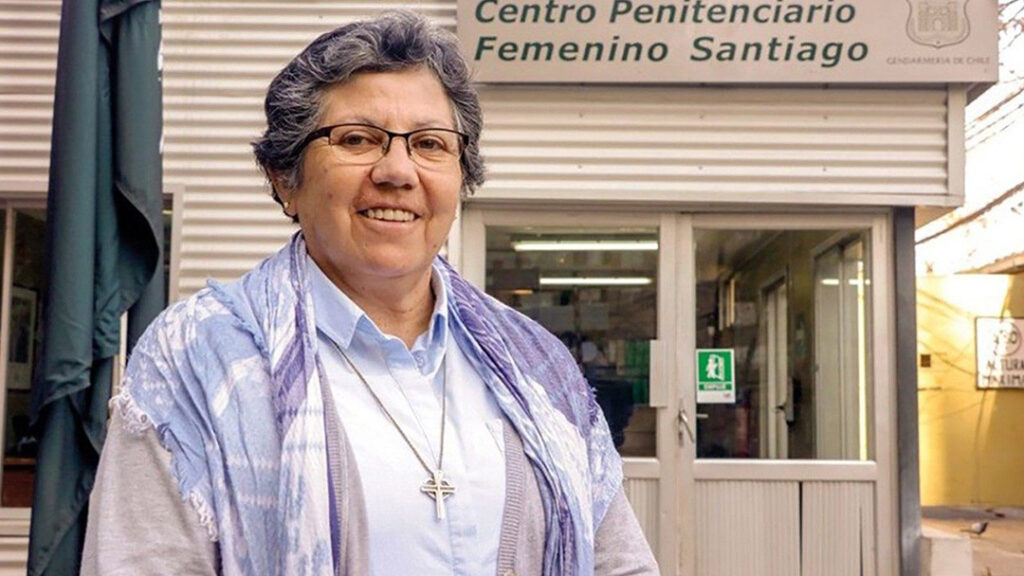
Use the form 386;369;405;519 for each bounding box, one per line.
113;234;622;575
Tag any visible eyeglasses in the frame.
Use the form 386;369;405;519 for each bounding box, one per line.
299;122;469;168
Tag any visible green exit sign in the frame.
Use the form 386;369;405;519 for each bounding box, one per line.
696;348;735;404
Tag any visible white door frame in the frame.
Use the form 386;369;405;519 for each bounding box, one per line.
762;277;789;460
681;212;896;576
459;207;683;573
812;236;874;462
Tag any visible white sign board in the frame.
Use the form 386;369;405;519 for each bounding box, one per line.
457;0;999;83
976;317;1024;390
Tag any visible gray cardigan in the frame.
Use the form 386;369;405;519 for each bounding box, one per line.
81;405;660;575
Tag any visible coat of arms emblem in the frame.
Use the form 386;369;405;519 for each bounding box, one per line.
905;0;971;48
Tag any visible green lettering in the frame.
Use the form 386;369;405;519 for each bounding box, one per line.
634;4;653;23
783;5;803;23
706;4;726;23
821;42;842;67
610;0;632;23
655;4;677;22
582;41;604;60
691;36;713;61
649;42;668;62
520;3;541;22
559;41;580;61
522;41;555;61
498;41;519;61
716;41;736;61
475;0;498;23
622;42;644;61
475;36;497;60
848;43;868;61
740;41;761;61
498;3;519;22
796;43;816;61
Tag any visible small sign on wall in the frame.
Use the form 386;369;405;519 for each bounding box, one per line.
976;317;1024;390
696;348;735;404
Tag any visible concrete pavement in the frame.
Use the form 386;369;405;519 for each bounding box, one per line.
923;508;1024;576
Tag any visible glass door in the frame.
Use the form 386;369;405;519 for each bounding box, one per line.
460;209;681;572
486;226;659;455
681;213;895;576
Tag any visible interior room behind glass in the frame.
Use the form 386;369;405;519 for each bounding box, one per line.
694;228;873;461
485;226;658;457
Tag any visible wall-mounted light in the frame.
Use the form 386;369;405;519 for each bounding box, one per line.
820;278;872;286
539;277;653;286
512;240;658;252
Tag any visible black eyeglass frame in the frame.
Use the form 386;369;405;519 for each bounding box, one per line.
298;122;471;163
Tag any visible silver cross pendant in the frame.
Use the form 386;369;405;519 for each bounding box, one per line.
420;469;456;520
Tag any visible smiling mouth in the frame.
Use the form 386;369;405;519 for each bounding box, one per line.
359;208;417;223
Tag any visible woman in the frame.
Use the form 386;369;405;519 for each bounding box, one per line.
82;10;658;576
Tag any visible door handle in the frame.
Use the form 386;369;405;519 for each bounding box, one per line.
678;406;696;444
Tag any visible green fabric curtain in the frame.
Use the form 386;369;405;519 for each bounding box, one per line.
27;0;164;574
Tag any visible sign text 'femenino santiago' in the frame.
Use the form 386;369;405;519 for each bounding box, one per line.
457;0;998;83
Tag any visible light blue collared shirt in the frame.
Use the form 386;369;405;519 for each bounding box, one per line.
308;255;507;576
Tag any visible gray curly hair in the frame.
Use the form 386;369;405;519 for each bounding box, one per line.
252;10;485;221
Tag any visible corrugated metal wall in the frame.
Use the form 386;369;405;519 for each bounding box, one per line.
0;536;26;576
475;86;950;203
0;0;59;190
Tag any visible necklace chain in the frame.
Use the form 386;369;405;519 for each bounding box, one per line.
328;339;455;519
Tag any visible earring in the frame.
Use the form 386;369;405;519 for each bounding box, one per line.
283;200;290;210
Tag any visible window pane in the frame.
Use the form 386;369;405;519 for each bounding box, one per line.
694;228;873;461
4;208;45;507
486;226;658;457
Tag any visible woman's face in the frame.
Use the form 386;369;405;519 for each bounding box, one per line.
281;67;463;289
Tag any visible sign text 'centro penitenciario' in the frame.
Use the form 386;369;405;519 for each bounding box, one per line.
457;0;998;83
